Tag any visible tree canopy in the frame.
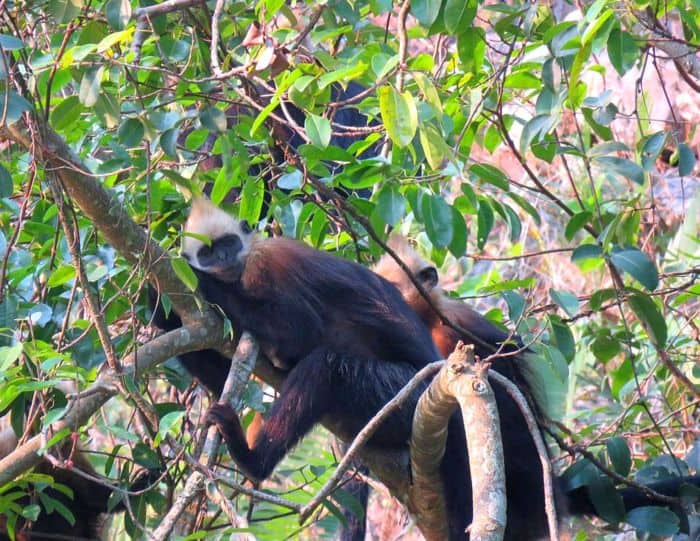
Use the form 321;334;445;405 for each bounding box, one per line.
0;0;698;539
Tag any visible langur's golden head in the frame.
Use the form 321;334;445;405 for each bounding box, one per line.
181;198;258;282
372;234;439;302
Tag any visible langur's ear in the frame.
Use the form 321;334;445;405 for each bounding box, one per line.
417;266;438;289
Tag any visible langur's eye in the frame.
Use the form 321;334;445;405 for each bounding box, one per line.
240;220;252;234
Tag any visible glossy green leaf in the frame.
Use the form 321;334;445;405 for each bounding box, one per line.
48;0;84;23
421;194;453;248
105;0;131;30
444;0;476;34
608;28;638;76
549;315;576;362
378;87;418;148
678;143;696;176
448;206;467;257
610;247;659;290
171;257;198;292
118;118;145;147
565;211;592;241
469;163;509;190
594;156;645;185
628;293;667;348
305;113;331;148
549;289;580;317
419;123;447;170
374;184;406;227
607;437;631;477
626;507;680;536
457;27;486;73
476;197;494;250
79;66;103;107
0;92;33;126
47;265;76;287
411;0;441;26
239;177;264;226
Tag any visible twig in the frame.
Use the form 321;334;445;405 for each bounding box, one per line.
151;332;259;540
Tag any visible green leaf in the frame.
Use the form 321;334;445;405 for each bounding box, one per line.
549;315;575;362
171;257;198;292
374;184;406;227
457;27;486;73
469;163;509;190
413;72;442;113
588;476;625;523
378;86;417;148
105;0;131;30
608;28;638;76
419;123;447;170
640;131;666;171
79;66;103;107
277;169;303;190
625;507;680;536
678;143;696;176
610;247;659;290
411;0;441;26
444;0;476;34
0;92;33;126
96;29;133;53
239;177;264;226
50;95;83;131
502;290;525;324
48;0;84;23
0;163;12;198
0;344;23;371
155;410;185;446
594;156;645;185
476;197;494;250
421;195;453;248
448;206;467;258
520;114;556;155
549;289;580;317
305;113;331;148
200;107;227;132
133;442;161;469
47;265;76;287
607;437;631;477
118;118;145;147
565;211;592;241
628;293;667;348
0;34;25;50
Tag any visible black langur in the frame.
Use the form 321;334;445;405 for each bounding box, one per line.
176;198;477;539
373;235;700;537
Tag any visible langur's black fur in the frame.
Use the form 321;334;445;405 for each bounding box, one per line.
176;199;477;538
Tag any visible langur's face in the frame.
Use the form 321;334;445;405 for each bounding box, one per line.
181;198;256;283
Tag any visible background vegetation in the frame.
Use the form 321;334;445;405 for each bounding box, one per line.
0;0;698;538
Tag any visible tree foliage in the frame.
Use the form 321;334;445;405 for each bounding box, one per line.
0;0;698;538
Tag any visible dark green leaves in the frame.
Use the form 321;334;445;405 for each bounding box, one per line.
625;507;679;537
411;0;441;26
678;143;696;176
421;194;453;248
594;156;644;185
608;28;638;76
628;293;667;348
610;247;659;291
606;437;631;477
